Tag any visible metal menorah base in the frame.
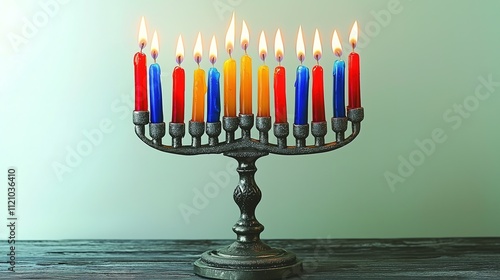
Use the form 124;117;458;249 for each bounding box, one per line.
133;108;364;280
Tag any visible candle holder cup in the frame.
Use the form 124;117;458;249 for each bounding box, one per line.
133;107;364;279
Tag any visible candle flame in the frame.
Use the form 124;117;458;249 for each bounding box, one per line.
313;28;322;62
225;13;235;56
274;28;284;64
332;30;342;57
259;31;267;62
194;32;203;65
151;30;159;61
296;26;305;63
209;35;217;65
241;20;249;52
138;16;147;50
175;34;184;65
349;21;358;50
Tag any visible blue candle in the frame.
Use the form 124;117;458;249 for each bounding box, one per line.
149;63;163;123
333;60;345;118
207;67;221;122
149;31;163;123
294;26;309;125
332;30;345;118
207;36;221;123
294;65;309;125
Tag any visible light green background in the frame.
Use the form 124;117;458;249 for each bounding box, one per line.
1;0;499;240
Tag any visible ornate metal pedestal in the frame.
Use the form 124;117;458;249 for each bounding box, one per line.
133;108;364;279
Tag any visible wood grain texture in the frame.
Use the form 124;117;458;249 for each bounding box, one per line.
4;238;500;279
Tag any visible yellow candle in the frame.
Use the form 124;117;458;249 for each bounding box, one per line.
224;13;237;117
224;58;236;117
192;33;207;122
257;65;269;117
239;20;252;115
257;31;270;117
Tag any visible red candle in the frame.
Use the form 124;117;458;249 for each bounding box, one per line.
273;29;287;123
134;17;148;111
312;29;325;122
172;35;185;123
348;21;361;109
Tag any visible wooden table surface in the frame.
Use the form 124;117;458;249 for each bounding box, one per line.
4;238;500;279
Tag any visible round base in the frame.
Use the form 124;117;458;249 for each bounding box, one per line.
194;244;302;280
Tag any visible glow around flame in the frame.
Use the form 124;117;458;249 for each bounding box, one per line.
332;30;342;57
296;26;305;63
274;29;284;63
259;31;267;62
209;35;217;65
313;28;322;62
193;32;203;65
225;13;235;56
138;16;147;50
175;35;184;65
349;21;358;49
241;20;249;51
151;30;159;60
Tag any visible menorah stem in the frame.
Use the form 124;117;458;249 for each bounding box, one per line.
193;151;302;279
231;153;265;242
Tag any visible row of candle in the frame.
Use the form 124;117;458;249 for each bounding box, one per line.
133;15;361;126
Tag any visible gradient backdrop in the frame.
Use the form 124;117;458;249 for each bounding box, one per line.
1;0;499;240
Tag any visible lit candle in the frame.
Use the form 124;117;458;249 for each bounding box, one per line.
332;30;345;118
172;35;185;123
207;35;221;123
312;29;325;123
294;26;309;125
149;31;163;123
274;29;287;123
134;17;148;111
240;20;252;115
257;31;270;117
348;21;361;109
192;33;207;122
223;13;237;117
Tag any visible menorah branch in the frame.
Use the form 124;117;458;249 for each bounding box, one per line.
134;107;364;156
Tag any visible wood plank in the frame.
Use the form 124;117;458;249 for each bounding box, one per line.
3;238;500;279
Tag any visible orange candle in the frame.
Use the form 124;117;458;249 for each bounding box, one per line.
192;33;206;122
257;31;270;117
223;13;237;117
239;20;252;115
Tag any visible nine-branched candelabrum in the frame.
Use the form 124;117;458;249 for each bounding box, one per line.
133;107;364;280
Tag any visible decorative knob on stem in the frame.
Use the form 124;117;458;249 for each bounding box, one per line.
273;122;289;149
206;121;222;146
331;117;348;142
293;124;309;148
169;122;185;148
189;121;205;148
311;121;327;146
256;116;271;144
149;122;166;146
223;116;239;143
133;111;149;136
239;114;254;139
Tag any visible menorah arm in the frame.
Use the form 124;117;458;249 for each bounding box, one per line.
133;108;364;156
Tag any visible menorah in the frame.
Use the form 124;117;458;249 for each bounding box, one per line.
132;106;364;279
